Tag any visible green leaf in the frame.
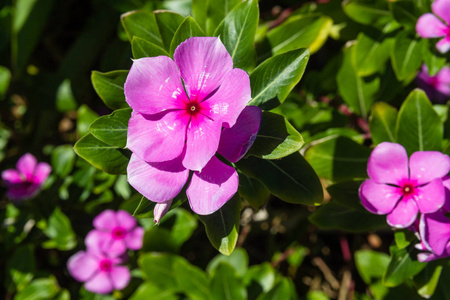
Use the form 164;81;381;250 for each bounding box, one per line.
389;1;421;31
198;194;241;256
342;0;392;27
207;248;249;277
422;39;447;76
132;36;169;59
89;108;131;148
139;253;179;289
0;65;11;100
14;277;60;300
155;11;185;51
39;207;76;251
169;16;205;55
203;0;241;35
76;105;98;137
174;258;210;300
74;133;130;175
121;11;163;47
249;48;309;108
390;32;422;81
6;245;36;291
55;79;77;112
369;102;398;145
91;70;129;110
304;136;371;182
352;32;392;77
257;278;291;300
243;263;276;293
383;245;426;287
214;0;258;71
237;172;270;210
248;112;304;160
415;262;443;299
355;250;390;284
237;152;323;206
326;180;364;209
210;263;247;300
395;89;443;155
337;45;379;119
130;282;178;300
51;145;76;178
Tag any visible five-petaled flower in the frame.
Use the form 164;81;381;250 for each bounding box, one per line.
416;0;450;53
416;64;450;102
359;142;450;228
2;153;51;200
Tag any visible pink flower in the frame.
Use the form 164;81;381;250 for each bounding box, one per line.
85;210;144;256
416;211;450;262
416;0;450;53
2;153;51;200
128;106;262;215
125;37;251;172
416;65;450;102
67;249;130;294
359;142;450;228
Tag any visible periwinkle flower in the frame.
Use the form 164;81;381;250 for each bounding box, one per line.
416;0;450;53
2;153;51;200
359;142;450;228
416;211;450;262
125;37;251;172
85;210;144;256
416;65;450;102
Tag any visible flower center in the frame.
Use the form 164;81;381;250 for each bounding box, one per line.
401;183;415;196
111;227;126;240
186;101;201;116
99;259;113;272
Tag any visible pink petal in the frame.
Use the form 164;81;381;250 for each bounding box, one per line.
359;180;402;214
186;156;238;215
115;210;136;230
127;153;189;202
420;211;450;256
126;111;188;163
125;227;144;250
110;266;131;290
432;0;450;24
153;200;172;224
67;251;99;282
442;176;450;211
183;115;223;171
436;36;450;53
124;56;188;114
367;142;409;185
85;230;122;256
6;184;40;200
205;69;252;128
418;252;441;262
33;162;51;185
218;106;262;163
386;197;419;228
93;210;117;231
84;271;114;294
16;153;37;178
414;178;445;213
416;13;448;38
409;151;450;185
2;169;23;185
437;67;450;84
174;37;233;102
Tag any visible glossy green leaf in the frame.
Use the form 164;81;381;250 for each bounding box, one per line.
337;45;379;118
237;152;323;206
257;278;291;300
121;11;163;47
395;89;443;155
248;112;304;159
343;0;392;27
198;194;241;256
74;133;130;175
0;65;11;100
304;136;371;182
249;48;309;108
76;105;98;137
391;32;422;81
389;1;421;31
192;0;208;30
207;248;249;277
422;39;447;76
383;245;426;287
355;250;390;284
51;145;76;177
39;207;76;251
89;108;131;148
169;16;205;55
210;263;247;300
214;0;258;71
174;258;210;300
352;32;391;77
155;11;185;51
14;277;60;300
204;0;241;35
6;245;36;291
132;37;169;59
237;172;270;210
415;263;443;299
326;180;363;209
91;70;129;110
140;253;179;289
243;263;276;293
369;102;398;145
130;282;178;300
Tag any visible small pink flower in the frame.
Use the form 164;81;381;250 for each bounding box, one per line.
125;37;251;172
128;106;262;215
359;142;450;228
416;65;450;102
85;210;144;255
416;0;450;53
2;153;51;200
67;249;130;294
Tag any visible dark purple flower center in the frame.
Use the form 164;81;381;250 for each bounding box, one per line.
401;182;416;196
99;259;113;272
111;227;126;240
187;101;201;116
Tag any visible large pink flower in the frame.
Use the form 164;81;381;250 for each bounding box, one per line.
85;210;144;256
416;0;450;53
128;106;262;215
416;65;450;102
2;153;51;200
125;37;251;171
359;142;450;228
